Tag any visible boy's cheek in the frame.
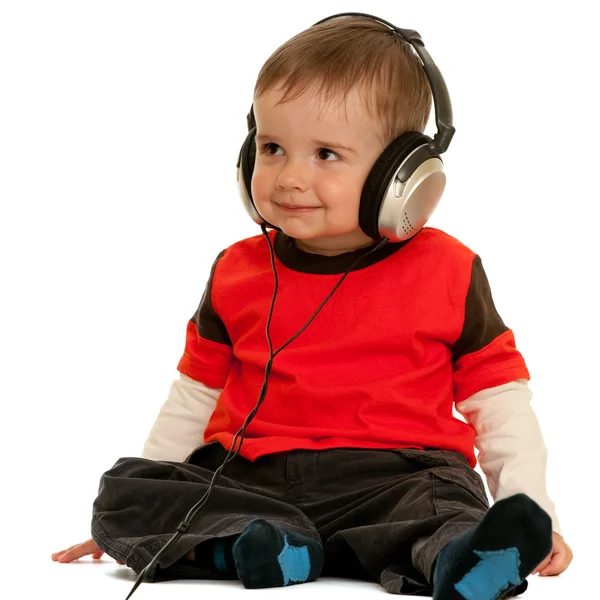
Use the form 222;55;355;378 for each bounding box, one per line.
251;177;274;212
250;195;273;225
250;170;267;198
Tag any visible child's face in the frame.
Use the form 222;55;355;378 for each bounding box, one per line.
251;84;387;255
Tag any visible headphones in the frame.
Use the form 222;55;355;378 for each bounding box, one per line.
236;12;455;243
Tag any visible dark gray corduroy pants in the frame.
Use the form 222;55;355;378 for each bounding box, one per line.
92;442;490;595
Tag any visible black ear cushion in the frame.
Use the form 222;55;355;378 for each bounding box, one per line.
239;128;257;204
359;131;431;239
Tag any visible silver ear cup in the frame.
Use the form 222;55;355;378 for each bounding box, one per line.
378;154;446;242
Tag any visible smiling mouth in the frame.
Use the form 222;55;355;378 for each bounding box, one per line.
277;204;320;212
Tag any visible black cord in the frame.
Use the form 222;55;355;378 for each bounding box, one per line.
123;225;389;599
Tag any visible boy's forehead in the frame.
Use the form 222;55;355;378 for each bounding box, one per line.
254;85;377;142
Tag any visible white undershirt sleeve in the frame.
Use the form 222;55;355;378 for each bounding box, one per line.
140;373;219;463
455;378;562;536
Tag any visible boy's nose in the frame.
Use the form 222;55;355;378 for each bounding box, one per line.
276;160;310;192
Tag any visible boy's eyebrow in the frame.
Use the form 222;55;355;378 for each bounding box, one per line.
256;134;359;155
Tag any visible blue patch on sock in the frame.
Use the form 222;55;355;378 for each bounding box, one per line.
454;547;521;600
277;535;311;586
212;538;229;573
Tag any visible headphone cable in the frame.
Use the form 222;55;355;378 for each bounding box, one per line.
123;224;389;599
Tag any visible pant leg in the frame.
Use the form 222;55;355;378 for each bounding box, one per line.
289;447;488;596
408;449;489;587
91;442;321;582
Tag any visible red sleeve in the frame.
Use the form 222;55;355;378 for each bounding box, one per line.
176;250;233;389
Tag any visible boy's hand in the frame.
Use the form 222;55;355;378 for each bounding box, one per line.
51;537;125;565
532;531;573;576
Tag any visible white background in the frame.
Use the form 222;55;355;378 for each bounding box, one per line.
1;1;597;598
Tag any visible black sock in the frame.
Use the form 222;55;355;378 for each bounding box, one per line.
231;518;324;589
194;535;238;575
212;536;237;574
432;493;552;599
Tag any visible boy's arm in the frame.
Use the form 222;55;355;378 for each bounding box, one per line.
455;378;562;536
141;249;232;462
141;373;220;462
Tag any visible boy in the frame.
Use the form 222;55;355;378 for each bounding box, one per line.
52;14;572;598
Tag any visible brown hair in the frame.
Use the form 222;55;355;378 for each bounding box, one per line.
253;17;432;146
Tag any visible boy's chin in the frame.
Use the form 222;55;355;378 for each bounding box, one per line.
273;222;321;240
279;226;375;252
264;215;369;245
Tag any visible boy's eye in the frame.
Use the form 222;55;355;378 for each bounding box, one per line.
259;142;283;156
317;148;338;161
